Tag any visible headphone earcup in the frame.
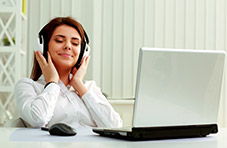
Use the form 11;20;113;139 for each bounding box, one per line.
83;44;90;57
73;29;90;69
75;41;86;69
34;36;44;54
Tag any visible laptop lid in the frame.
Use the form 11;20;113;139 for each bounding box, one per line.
133;48;225;127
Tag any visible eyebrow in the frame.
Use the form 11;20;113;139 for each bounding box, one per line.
54;35;81;41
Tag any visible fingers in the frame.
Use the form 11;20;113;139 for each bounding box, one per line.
37;51;47;64
47;51;54;65
72;67;77;74
35;51;59;83
84;56;90;67
80;56;90;68
35;51;47;68
47;51;51;61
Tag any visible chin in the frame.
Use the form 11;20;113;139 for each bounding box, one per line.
56;62;75;70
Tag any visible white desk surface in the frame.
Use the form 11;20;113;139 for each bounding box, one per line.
0;127;227;148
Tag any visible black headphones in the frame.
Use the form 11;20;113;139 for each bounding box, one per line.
34;27;90;69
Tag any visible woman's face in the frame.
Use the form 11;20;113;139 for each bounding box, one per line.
48;24;81;70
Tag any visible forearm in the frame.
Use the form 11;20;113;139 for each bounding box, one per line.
15;80;60;127
71;80;88;97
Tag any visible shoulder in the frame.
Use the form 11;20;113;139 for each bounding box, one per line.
14;78;35;95
16;78;34;86
16;77;45;86
15;78;44;93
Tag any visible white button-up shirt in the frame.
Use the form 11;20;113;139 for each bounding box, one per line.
14;76;122;128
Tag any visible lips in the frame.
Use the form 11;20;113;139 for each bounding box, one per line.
59;53;73;57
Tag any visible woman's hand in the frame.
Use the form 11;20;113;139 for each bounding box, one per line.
35;51;59;83
70;56;90;97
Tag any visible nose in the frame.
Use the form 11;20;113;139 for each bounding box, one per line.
64;41;72;50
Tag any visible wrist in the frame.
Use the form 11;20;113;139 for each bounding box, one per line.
72;80;88;97
44;81;58;88
46;78;58;84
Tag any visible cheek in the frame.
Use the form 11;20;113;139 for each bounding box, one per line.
48;43;60;61
73;47;81;56
48;42;57;53
48;42;62;56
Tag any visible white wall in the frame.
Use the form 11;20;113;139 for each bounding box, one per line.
26;0;227;127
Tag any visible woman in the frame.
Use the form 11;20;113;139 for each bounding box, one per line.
15;17;122;128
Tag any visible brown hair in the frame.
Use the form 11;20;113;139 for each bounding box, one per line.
30;17;85;81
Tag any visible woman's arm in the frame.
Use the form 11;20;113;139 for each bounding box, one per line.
70;56;122;127
81;81;123;128
15;78;60;127
70;56;90;97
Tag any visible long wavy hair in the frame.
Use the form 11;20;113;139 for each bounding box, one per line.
30;17;85;81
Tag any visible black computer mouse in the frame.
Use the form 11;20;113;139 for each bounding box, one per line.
48;123;77;136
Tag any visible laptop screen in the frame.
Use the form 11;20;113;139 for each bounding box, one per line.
133;48;225;127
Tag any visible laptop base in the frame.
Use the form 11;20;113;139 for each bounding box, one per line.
93;124;218;141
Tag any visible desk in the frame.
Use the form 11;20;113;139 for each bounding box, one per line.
0;127;227;148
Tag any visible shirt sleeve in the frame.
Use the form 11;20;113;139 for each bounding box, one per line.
14;78;60;127
81;81;123;128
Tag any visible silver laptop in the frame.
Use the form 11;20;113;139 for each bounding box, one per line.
93;48;226;140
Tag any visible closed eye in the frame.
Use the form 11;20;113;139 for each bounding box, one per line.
71;38;80;46
72;42;79;46
55;39;63;43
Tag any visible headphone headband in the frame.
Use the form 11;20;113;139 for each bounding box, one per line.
83;29;89;44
